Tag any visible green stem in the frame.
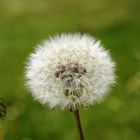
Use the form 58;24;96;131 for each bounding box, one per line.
74;110;84;140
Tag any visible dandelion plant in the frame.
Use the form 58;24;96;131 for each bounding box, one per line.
25;33;116;140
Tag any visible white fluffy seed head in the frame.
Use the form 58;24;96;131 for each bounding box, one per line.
25;33;116;111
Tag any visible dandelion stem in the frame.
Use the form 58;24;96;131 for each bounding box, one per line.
74;110;84;140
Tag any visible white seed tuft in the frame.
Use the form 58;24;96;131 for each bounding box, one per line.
25;33;116;111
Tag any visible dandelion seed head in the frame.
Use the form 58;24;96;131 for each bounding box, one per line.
25;33;116;111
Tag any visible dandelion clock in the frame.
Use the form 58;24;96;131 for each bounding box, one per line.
25;33;116;140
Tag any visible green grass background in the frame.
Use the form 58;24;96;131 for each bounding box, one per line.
0;0;140;139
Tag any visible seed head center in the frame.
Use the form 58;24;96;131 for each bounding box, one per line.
55;62;87;80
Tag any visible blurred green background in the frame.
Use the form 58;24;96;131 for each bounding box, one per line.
0;0;140;140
